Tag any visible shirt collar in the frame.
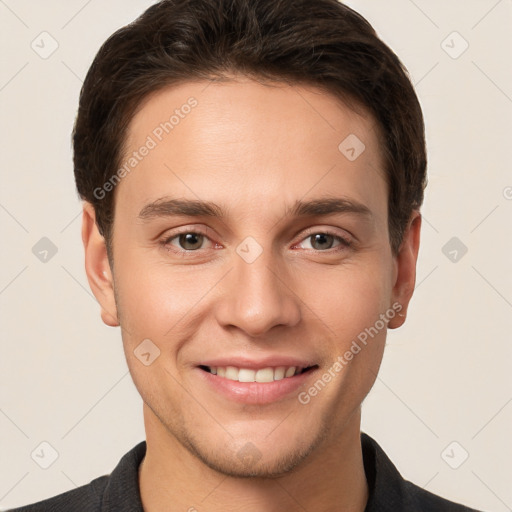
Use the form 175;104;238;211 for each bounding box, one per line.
101;440;146;511
361;432;409;511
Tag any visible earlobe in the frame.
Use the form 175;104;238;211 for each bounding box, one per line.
81;202;119;327
388;211;422;330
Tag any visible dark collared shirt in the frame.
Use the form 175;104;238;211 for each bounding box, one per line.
9;433;483;511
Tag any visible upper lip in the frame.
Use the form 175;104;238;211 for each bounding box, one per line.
197;356;318;370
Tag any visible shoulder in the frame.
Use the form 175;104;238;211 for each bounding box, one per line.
361;433;484;512
7;441;146;512
7;476;108;511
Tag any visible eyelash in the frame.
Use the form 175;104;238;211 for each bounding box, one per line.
159;228;353;256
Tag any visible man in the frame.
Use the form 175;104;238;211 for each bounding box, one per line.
11;0;482;510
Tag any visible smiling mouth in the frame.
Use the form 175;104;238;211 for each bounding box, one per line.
198;365;318;383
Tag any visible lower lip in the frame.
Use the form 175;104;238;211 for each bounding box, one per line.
196;367;317;405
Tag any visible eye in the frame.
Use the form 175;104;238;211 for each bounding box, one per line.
159;228;353;256
297;231;352;251
161;231;214;253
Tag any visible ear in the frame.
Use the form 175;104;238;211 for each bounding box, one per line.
388;211;422;329
81;202;119;327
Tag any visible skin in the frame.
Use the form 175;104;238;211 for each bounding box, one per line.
82;77;421;512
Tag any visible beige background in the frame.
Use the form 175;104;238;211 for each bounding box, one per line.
1;0;511;510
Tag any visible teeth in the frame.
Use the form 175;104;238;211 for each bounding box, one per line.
207;365;302;382
225;366;238;380
255;368;274;383
273;367;286;380
285;366;296;378
238;368;256;382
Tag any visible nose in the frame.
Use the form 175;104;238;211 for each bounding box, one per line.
214;248;301;337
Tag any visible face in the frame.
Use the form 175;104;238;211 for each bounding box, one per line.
83;77;419;478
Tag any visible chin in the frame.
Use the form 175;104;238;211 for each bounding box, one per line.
178;425;327;479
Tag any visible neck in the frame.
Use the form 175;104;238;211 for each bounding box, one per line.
139;405;368;512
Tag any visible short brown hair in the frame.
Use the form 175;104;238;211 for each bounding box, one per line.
73;0;427;256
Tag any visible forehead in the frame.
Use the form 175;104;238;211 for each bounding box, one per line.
118;78;387;226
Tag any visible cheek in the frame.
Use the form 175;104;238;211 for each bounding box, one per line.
113;249;229;356
113;236;394;351
113;255;192;336
295;259;393;341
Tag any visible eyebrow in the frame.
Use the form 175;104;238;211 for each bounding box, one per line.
138;196;373;221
